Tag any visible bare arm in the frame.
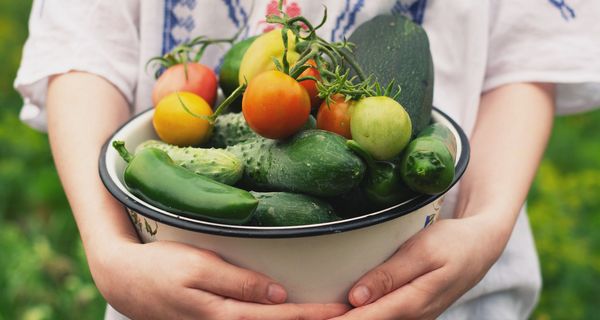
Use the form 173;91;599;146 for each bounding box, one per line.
455;83;554;226
334;82;555;319
47;71;136;259
46;71;348;319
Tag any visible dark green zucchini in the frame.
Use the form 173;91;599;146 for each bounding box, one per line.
249;192;340;226
349;14;434;136
228;129;365;197
400;123;457;195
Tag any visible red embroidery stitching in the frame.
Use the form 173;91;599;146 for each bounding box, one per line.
259;0;304;32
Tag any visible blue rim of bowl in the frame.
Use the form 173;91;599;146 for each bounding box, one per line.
99;107;470;238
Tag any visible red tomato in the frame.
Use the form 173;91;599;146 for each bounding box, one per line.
152;63;218;107
242;70;311;139
316;94;353;139
298;60;322;109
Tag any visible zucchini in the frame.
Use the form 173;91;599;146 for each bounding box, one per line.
349;14;434;136
249;192;340;226
135;140;243;185
400;123;457;195
228;129;366;197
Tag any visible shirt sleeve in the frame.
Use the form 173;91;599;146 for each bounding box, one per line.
484;0;600;115
13;0;140;131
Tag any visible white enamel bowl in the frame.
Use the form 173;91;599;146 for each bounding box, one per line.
99;107;469;303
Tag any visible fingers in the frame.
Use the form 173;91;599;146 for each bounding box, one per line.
332;268;451;320
220;300;351;320
348;234;445;307
183;249;288;304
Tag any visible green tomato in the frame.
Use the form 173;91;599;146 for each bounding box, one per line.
350;96;412;160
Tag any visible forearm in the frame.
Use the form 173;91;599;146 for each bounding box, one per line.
46;71;137;262
454;83;555;241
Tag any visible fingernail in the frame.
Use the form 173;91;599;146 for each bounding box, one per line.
267;283;287;304
352;285;371;306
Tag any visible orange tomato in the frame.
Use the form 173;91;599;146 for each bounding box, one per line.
316;94;353;139
298;60;322;109
242;70;311;139
153;92;213;146
152;63;218;107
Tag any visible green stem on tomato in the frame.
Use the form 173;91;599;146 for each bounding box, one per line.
281;27;291;75
211;83;247;119
175;84;246;124
332;41;367;81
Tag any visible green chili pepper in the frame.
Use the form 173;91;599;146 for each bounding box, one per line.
347;140;416;208
112;141;258;225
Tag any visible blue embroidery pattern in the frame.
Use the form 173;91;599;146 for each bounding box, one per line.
331;0;365;41
222;0;250;35
162;0;198;55
548;0;576;21
391;0;428;25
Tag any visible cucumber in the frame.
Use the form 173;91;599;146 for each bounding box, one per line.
228;129;366;197
209;113;258;148
135;140;243;185
346;140;416;209
400;123;457;195
326;187;373;219
349;14;434;136
209;112;317;148
249;192;340;226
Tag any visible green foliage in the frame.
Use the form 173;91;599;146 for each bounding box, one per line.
528;110;600;320
0;1;598;319
0;1;106;318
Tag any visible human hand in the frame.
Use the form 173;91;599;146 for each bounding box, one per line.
91;239;350;320
331;215;507;320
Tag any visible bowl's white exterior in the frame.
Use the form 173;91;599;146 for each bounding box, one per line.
127;198;441;303
103;109;461;303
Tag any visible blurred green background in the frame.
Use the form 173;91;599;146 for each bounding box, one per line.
1;2;599;319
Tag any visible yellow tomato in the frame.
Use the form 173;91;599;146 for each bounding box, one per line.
152;92;213;146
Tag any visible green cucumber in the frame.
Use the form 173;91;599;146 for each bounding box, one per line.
135;140;243;185
400;123;457;195
209;112;317;148
349;14;434;136
249;192;340;226
209;113;258;148
228;129;365;197
347;140;416;208
326;187;373;219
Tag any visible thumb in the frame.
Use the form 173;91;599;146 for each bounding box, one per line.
348;237;442;307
